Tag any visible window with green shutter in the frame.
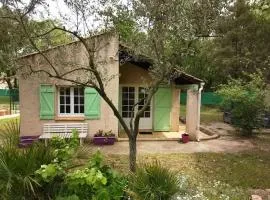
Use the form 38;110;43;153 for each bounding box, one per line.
58;87;84;115
40;85;55;119
84;87;101;119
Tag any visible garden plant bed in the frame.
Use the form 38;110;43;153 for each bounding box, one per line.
101;152;270;199
93;136;115;145
93;130;116;145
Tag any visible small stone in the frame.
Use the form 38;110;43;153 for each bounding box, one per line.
265;189;270;193
251;194;262;200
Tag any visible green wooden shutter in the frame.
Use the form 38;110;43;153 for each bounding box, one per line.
84;87;101;119
153;87;172;131
40;85;55;119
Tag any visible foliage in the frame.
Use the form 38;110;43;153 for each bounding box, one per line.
94;129;115;137
106;152;270;199
217;72;266;135
0;120;55;199
55;194;80;200
50;129;80;163
35;140;127;199
128;161;180;200
176;0;270;90
28;19;73;51
0;119;20;147
0;5;73;89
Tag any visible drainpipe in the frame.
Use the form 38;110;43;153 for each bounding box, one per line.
197;82;205;131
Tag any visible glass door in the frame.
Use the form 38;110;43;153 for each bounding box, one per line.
121;86;152;131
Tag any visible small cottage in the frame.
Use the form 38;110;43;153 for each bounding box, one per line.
18;32;204;142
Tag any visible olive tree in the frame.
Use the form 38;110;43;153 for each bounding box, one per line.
1;0;195;171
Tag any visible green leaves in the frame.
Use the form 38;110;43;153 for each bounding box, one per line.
0;121;55;199
50;129;80;163
217;72;266;135
34;146;127;199
128;161;180;200
35;164;64;183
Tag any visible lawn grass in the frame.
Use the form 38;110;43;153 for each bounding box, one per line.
103;152;270;199
0;96;11;110
0;117;20;129
180;104;223;124
0;96;10;104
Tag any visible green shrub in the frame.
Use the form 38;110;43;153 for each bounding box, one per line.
35;150;127;199
128;161;180;200
55;194;80;200
0;119;20;147
217;72;266;135
0;120;55;199
34;130;81;197
50;129;80;164
64;151;127;200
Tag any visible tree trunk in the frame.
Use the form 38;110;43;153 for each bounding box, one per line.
6;78;13;90
129;135;137;172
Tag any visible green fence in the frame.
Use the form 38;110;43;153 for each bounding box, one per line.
0;89;19;113
0;89;19;101
180;92;222;105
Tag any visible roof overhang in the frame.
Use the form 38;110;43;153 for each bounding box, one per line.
119;44;204;85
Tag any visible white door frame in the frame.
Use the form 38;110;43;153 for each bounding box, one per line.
119;85;153;131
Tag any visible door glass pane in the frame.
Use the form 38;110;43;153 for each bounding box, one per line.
122;87;135;118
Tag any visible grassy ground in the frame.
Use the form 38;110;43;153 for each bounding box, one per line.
181;104;223;124
101;152;270;199
0;117;20;128
0;96;10;110
0;96;19;111
1;103;268;198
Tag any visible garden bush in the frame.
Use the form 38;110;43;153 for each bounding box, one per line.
217;73;266;135
128;161;180;200
34;132;127;199
0;120;55;199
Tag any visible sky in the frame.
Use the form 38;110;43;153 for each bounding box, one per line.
0;0;130;34
32;0;129;34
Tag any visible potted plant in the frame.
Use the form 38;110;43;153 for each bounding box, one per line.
181;133;189;143
93;130;116;145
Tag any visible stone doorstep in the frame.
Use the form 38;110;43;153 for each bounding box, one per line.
250;189;270;200
117;137;179;142
251;195;263;200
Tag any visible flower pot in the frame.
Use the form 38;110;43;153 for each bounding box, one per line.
181;133;189;143
93;136;115;145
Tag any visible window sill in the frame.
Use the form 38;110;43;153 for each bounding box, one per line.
55;116;85;121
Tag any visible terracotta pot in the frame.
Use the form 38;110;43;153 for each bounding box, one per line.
181;133;189;143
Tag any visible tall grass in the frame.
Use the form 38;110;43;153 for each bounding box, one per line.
0;120;55;199
0;119;20;147
128;161;180;200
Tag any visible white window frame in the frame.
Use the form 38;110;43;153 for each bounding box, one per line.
58;87;84;116
120;85;152;119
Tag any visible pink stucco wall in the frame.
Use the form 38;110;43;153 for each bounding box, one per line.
18;33;119;137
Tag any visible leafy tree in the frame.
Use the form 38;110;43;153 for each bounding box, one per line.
180;0;270;90
207;0;270;86
217;72;266;135
0;0;199;172
0;6;25;89
0;5;72;89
